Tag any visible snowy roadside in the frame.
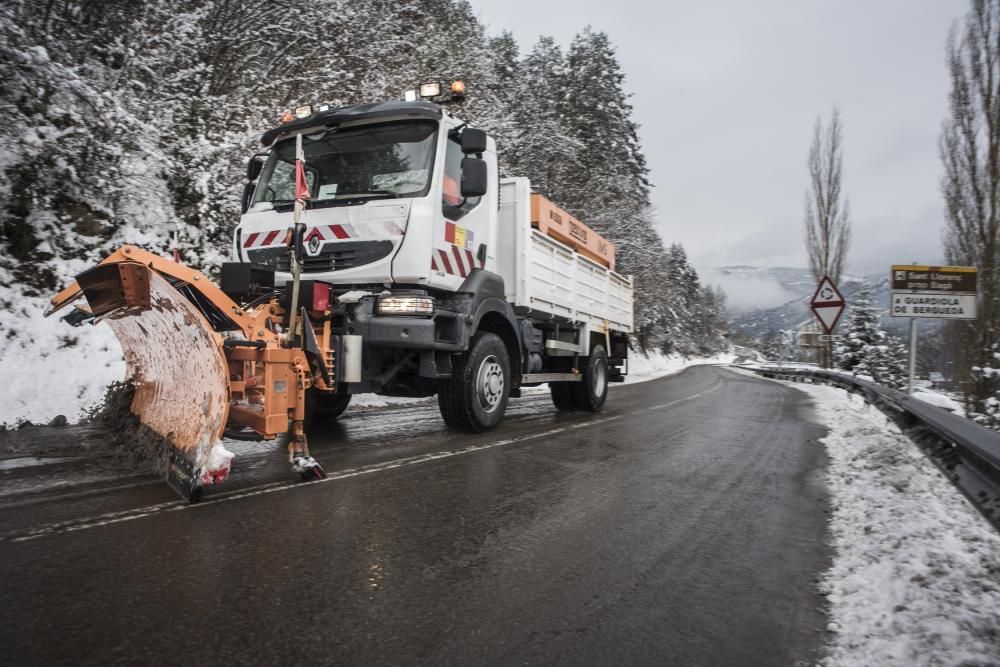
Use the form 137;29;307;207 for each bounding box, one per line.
0;307;732;426
260;350;735;411
797;382;1000;666
0;296;124;427
745;362;968;416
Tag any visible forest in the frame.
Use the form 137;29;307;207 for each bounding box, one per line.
0;0;728;357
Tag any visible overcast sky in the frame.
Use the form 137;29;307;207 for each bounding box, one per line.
470;0;967;288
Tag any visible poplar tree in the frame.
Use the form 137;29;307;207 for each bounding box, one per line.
804;108;851;286
940;0;1000;410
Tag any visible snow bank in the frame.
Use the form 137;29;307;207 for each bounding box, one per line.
625;349;736;383
0;296;124;426
0;316;733;427
912;388;966;416
515;349;736;398
799;383;1000;666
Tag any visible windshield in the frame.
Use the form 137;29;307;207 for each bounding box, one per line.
253;120;438;207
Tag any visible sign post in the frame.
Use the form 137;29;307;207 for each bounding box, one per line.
810;276;846;369
890;264;978;393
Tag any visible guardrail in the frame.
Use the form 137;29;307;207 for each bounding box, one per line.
748;366;1000;531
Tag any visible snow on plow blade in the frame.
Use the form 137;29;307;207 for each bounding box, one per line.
50;251;234;502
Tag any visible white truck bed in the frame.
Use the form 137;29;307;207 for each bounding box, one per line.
496;178;634;334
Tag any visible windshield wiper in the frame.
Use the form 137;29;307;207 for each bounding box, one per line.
353;191;401;199
269;199;313;208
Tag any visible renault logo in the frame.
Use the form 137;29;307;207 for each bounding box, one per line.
307;234;322;256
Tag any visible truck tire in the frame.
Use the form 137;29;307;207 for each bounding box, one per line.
438;332;510;433
570;344;609;412
305;391;352;424
550;383;576;411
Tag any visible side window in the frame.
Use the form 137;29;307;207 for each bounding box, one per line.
443;137;481;221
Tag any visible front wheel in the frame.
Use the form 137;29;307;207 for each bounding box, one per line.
570;344;609;412
305;391;352;427
438;332;510;433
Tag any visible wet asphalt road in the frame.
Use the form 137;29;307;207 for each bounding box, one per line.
0;366;830;666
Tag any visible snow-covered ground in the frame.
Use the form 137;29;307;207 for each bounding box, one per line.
798;382;1000;666
0;302;733;426
912;387;966;416
0;296;124;426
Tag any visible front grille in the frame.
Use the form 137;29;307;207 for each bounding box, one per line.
247;241;394;273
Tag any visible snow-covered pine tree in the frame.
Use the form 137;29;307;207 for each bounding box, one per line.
834;282;906;388
559;27;650;221
871;333;908;390
503;37;581;197
480;31;521;168
835;283;881;372
0;2;731;360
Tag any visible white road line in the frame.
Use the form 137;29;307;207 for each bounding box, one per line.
1;380;725;543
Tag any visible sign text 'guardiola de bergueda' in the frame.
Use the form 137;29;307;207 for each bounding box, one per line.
890;265;978;320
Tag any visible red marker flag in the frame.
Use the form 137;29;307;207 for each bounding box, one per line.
293;133;308;226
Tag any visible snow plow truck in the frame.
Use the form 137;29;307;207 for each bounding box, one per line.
47;82;634;502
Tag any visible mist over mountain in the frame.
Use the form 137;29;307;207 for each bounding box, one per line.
719;266;904;339
702;266;820;314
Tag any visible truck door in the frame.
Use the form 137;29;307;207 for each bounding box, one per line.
432;134;492;279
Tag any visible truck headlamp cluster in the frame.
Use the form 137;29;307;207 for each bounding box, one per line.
376;295;435;317
419;82;442;98
402;80;467;104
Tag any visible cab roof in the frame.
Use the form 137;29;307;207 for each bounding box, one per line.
260;101;443;147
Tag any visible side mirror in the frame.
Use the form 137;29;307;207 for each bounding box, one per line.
241;182;256;214
460;158;487;198
247;157;263;181
461;129;487;154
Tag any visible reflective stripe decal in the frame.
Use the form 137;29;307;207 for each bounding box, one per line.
438;249;454;275
432;245;485;276
451;245;468;278
242;219;407;250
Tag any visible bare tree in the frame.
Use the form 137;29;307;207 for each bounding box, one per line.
804;108;852;287
940;0;1000;410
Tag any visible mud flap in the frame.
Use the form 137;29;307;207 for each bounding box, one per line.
76;263;232;500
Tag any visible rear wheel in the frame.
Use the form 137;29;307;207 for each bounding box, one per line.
570;344;609;412
438;332;510;433
550;383;576;411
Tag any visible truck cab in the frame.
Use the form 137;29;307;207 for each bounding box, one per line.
232;94;631;433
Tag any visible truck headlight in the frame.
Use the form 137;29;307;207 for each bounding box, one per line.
376;296;435;317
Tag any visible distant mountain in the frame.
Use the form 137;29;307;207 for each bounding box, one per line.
723;267;907;339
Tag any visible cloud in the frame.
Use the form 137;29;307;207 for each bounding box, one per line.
701;268;802;313
470;0;966;275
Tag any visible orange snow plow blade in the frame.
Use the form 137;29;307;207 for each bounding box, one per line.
53;259;231;500
47;247;252;501
48;245;331;500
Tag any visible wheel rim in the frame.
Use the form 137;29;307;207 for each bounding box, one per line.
593;359;607;397
477;354;505;413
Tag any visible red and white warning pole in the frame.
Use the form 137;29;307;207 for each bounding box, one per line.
293;133;310;224
287;133;310;346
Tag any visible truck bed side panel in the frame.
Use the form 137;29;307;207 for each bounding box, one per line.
498;178;634;334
